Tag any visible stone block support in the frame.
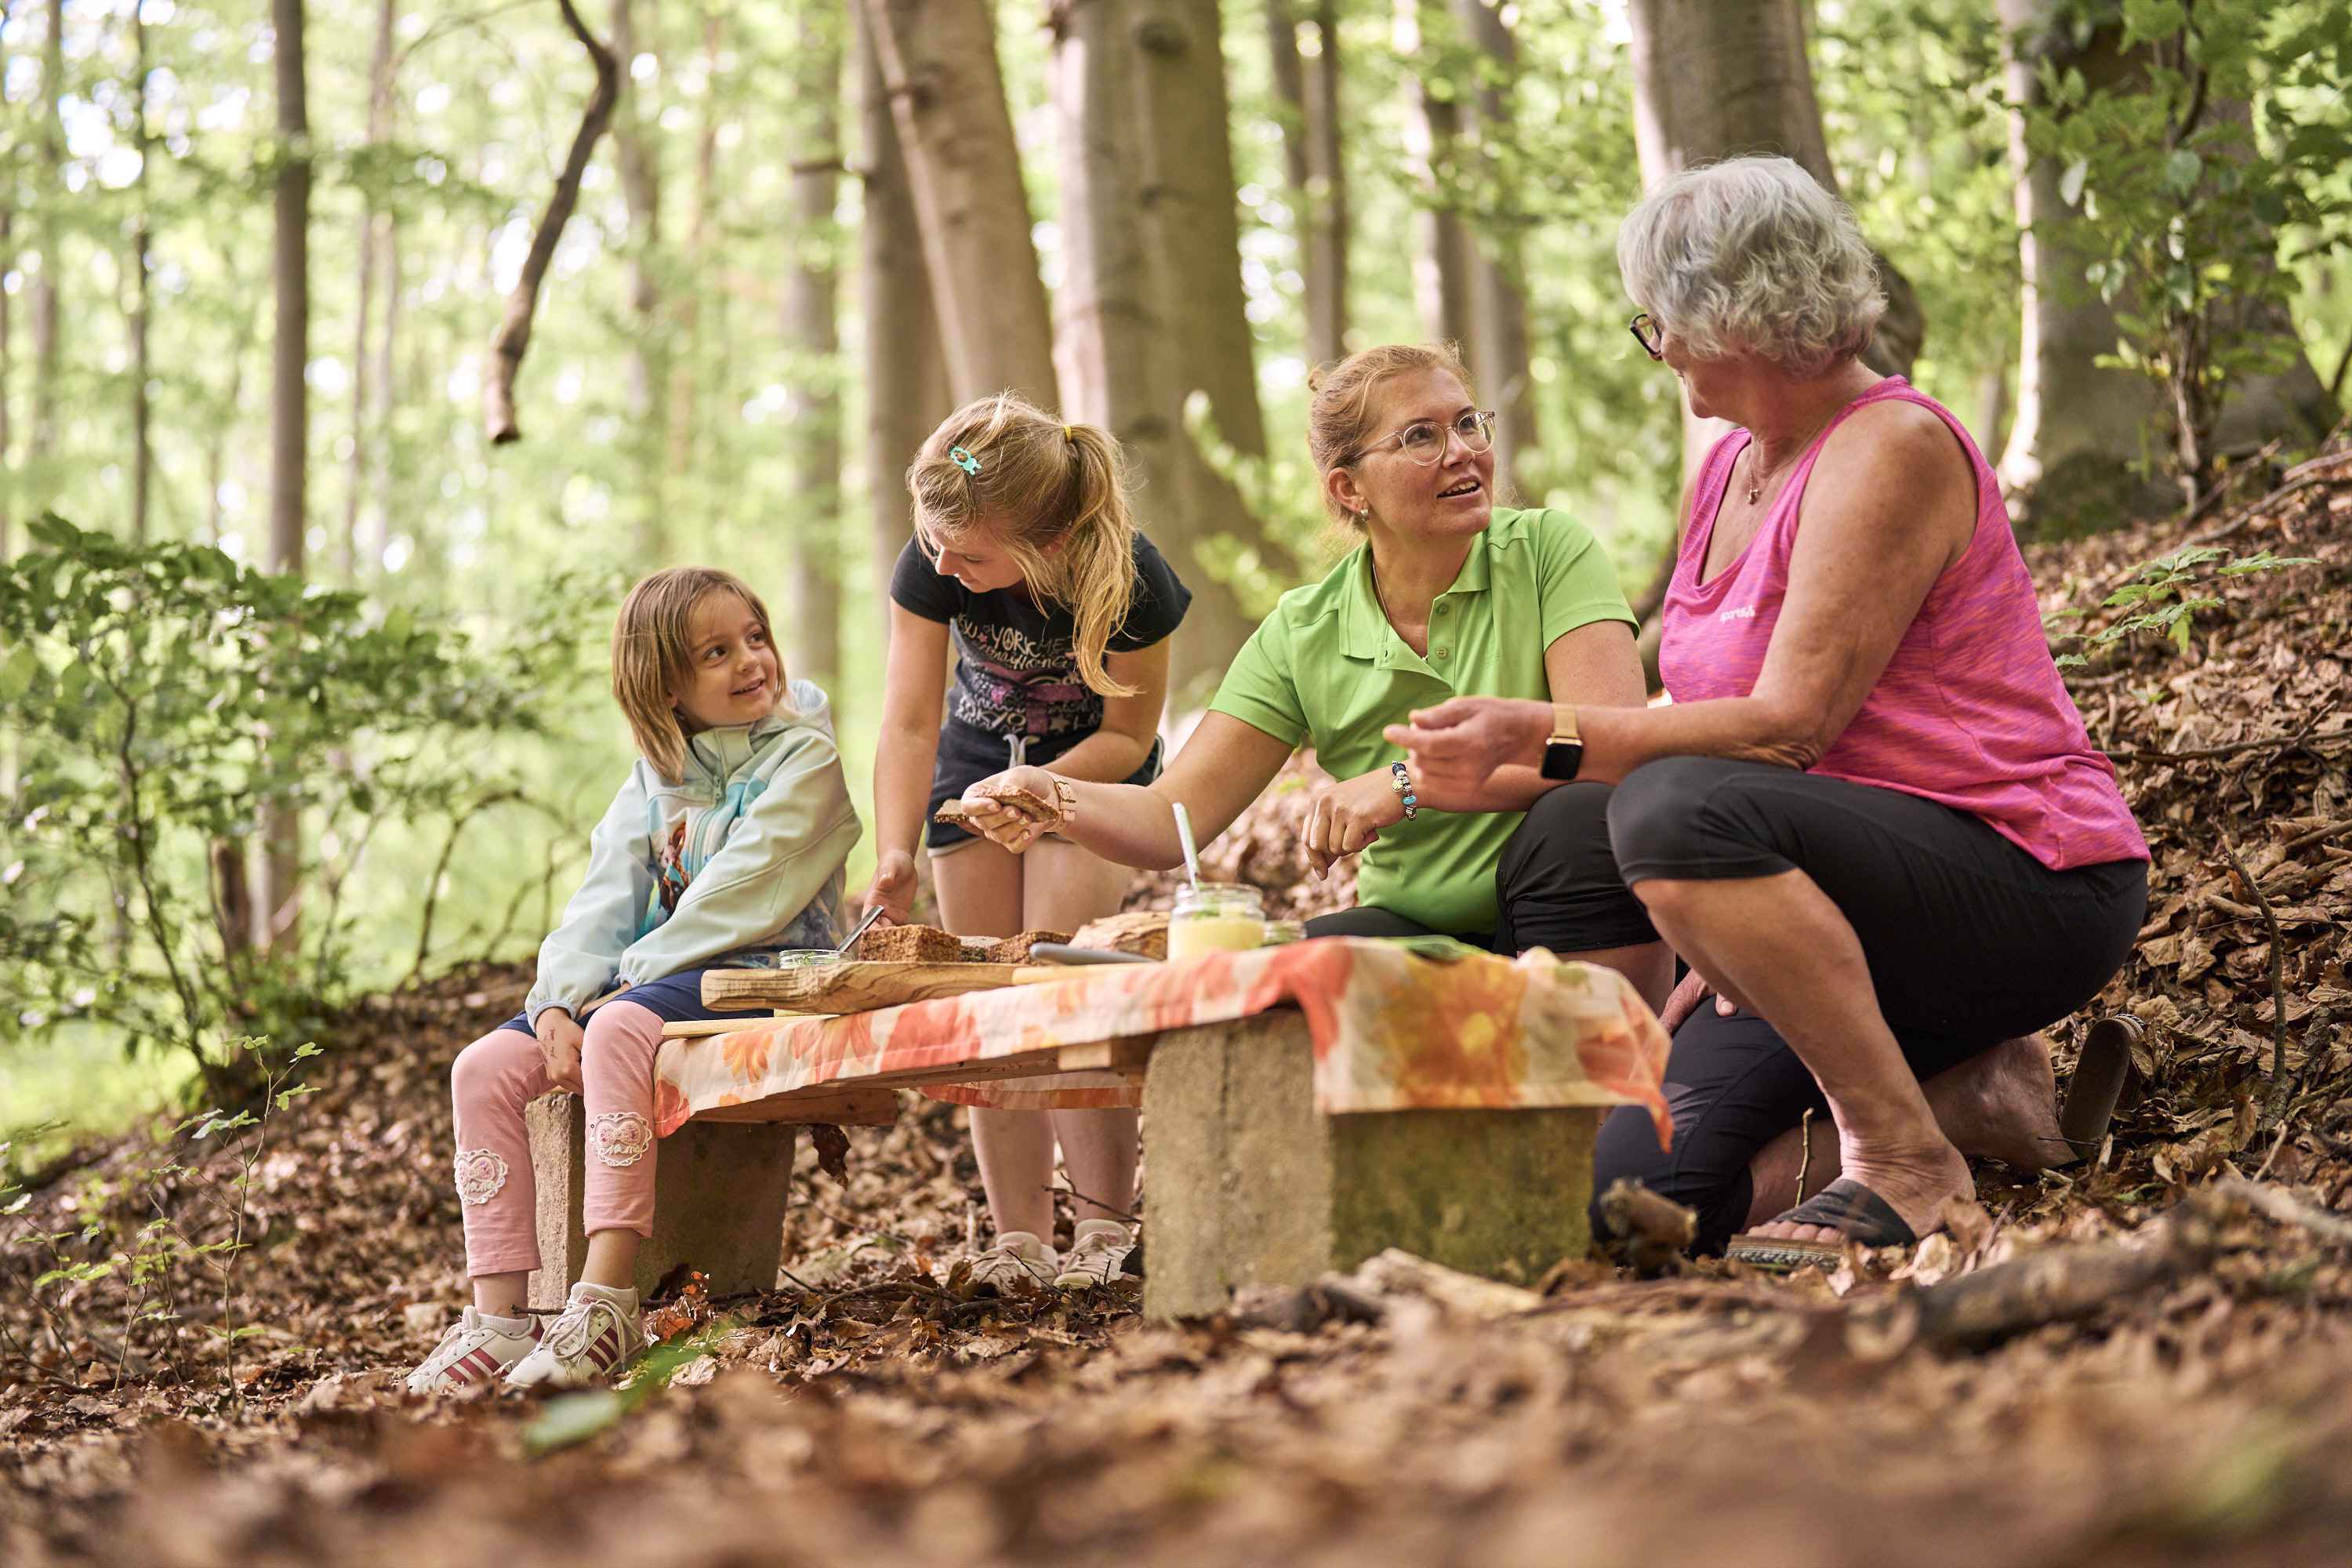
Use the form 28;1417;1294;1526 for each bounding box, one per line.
526;1093;799;1309
1141;1010;1599;1319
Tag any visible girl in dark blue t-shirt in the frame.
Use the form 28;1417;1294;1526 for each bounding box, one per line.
865;393;1189;1294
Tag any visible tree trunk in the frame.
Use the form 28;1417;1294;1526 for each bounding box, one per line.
855;3;951;605
782;7;844;691
129;7;154;544
343;0;396;575
1624;0;1926;486
1399;0;1472;350
1265;0;1347;368
263;0;310;950
667;9;720;481
1130;0;1291;697
1454;0;1538;501
609;0;668;550
1993;0;2172;534
1;208;11;559
861;0;1059;409
31;0;64;488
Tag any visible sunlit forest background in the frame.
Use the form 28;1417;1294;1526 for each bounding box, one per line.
3;0;2348;1142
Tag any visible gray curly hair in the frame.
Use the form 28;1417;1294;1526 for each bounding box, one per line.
1617;156;1886;379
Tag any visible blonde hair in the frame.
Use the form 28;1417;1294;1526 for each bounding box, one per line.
906;393;1140;698
611;566;781;786
1305;342;1483;531
1616;155;1885;379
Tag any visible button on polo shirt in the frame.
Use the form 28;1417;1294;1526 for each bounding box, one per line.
1207;507;1637;935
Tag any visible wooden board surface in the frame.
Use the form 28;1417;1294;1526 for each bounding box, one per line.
703;960;1037;1014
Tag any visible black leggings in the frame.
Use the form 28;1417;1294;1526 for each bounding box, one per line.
1300;782;1661;954
1592;757;2147;1254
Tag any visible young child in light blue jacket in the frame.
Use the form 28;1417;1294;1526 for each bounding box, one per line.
405;567;859;1394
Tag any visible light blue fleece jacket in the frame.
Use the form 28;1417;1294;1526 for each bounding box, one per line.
524;679;862;1025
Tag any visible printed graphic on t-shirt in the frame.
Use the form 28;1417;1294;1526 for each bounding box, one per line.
949;619;1102;737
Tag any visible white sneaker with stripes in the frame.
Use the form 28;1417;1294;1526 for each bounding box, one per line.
503;1283;645;1390
404;1306;543;1393
1053;1219;1137;1290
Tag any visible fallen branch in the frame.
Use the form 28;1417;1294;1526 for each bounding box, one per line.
2103;727;2350;766
1849;1189;2225;1354
482;0;618;444
2214;1172;2352;1247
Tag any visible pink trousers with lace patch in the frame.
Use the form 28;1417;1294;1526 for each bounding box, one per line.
448;1000;664;1278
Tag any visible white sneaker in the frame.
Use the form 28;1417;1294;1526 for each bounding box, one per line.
405;1306;543;1393
503;1283;645;1390
967;1231;1058;1295
1054;1219;1136;1290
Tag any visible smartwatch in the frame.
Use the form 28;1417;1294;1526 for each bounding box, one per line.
1539;702;1584;782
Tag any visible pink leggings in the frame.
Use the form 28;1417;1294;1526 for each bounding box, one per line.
448;1000;666;1278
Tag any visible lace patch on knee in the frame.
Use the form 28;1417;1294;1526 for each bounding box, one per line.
588;1111;655;1168
453;1149;510;1207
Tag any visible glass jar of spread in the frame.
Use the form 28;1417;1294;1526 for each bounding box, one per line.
1167;883;1266;962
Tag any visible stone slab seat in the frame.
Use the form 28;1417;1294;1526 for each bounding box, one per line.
1139;1012;1597;1319
524;1086;895;1310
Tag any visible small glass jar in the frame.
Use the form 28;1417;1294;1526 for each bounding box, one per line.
1167;883;1266;962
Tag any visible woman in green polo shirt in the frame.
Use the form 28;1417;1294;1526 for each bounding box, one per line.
953;343;1671;1009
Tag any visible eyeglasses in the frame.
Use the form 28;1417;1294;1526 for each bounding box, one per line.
1352;408;1497;466
1629;313;1664;361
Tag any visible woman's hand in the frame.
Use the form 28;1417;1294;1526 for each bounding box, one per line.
956;764;1069;854
1382;697;1552;809
860;849;917;925
1304;769;1406;880
535;1010;585;1092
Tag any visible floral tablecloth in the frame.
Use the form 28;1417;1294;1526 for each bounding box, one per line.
652;938;1671;1147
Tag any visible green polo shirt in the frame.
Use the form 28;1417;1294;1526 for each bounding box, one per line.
1207;507;1635;935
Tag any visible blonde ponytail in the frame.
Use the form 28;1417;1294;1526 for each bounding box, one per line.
906;394;1142;697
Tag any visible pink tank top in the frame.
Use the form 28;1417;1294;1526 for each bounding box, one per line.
1658;378;2147;871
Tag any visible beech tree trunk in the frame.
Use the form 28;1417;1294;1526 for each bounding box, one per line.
1454;0;1538;501
1399;1;1472;350
1266;0;1347;368
855;5;951;601
669;9;720;479
861;0;1058;409
342;0;396;574
130;5;154;543
610;0;668;550
31;0;63;487
1;208;11;558
1130;0;1291;695
263;0;311;949
783;7;844;691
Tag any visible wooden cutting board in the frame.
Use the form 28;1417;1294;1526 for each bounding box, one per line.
702;960;1040;1014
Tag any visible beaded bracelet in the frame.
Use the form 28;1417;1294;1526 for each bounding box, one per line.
1389;760;1419;821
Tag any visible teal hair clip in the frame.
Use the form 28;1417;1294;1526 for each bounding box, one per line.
949;445;982;476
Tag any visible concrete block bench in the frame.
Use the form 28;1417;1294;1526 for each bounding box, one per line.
540;940;1667;1316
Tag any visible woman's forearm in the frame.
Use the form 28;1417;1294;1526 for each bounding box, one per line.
1443;764;1560;814
873;724;941;861
1578;695;1818;782
1050;777;1189;870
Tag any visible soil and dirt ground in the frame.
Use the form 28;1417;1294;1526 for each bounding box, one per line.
5;451;2351;1566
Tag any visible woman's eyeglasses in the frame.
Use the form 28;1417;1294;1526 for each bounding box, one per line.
1629;313;1664;361
1353;408;1497;466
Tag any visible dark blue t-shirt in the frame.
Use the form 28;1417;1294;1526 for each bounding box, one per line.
889;532;1192;742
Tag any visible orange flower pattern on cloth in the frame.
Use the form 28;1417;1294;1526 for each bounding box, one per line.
650;938;1672;1147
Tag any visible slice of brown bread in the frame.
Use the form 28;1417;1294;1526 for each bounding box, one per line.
979;929;1072;964
855;924;971;964
1071;910;1170;960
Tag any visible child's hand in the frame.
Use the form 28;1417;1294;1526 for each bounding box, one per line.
535;1010;586;1091
862;851;917;926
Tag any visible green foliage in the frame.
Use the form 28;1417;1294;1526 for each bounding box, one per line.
2024;0;2352;486
2050;543;2316;664
0;517;584;1091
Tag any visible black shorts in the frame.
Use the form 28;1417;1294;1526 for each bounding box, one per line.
926;720;1163;851
1589;757;2148;1254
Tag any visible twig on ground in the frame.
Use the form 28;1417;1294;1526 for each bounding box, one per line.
2104;726;2349;767
2215;1172;2352;1247
1794;1108;1815;1207
1044;1185;1144;1227
2218;830;2293;1131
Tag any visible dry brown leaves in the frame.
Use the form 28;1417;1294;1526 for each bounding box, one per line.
9;454;2352;1563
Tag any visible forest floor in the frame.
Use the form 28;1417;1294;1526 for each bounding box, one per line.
6;451;2352;1567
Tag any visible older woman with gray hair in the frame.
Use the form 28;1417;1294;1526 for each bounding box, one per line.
1386;156;2150;1266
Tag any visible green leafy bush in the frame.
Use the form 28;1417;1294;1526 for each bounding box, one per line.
0;515;585;1098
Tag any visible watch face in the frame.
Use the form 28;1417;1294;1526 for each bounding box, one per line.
1541;738;1585;782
